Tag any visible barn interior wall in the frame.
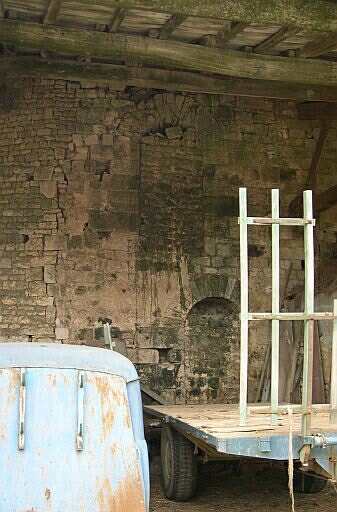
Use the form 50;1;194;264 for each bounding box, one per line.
0;75;336;403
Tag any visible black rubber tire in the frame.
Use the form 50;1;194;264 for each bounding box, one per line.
293;471;327;493
160;425;198;501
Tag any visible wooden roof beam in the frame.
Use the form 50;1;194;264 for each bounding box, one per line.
107;7;127;33
297;101;337;119
299;32;337;58
4;56;337;103
158;13;186;39
253;25;298;54
0;1;5;18
43;0;62;25
3;20;337;86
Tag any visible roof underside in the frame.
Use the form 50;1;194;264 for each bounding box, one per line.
2;1;337;60
2;1;337;100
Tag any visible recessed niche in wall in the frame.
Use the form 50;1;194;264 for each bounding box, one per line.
185;297;239;404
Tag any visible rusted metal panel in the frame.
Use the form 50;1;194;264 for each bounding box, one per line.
0;344;149;511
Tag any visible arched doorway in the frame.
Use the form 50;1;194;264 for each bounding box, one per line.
185;297;239;404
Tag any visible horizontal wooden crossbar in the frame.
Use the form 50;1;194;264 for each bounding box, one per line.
248;312;336;321
238;217;316;226
3;20;337;86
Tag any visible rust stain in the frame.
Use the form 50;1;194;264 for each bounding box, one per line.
47;374;57;387
97;472;145;512
124;411;132;429
91;374;123;440
94;375;124;406
0;370;20;441
45;488;51;500
110;442;119;457
102;408;115;438
8;369;20;405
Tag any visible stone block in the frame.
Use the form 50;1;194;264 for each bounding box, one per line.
216;243;231;257
72;147;88;161
72;134;84;146
193;256;211;267
93;125;105;135
47;284;58;297
204;237;216;256
167;349;182;363
211;256;225;268
91;145;114;161
40;180;57;198
46;305;56;322
27;267;43;281
29;282;46;296
128;348;159;364
55;327;69;340
44;235;67;251
44;265;56;284
85;134;99;146
165;126;183;139
0;258;11;269
25;236;44;251
102;134;115;145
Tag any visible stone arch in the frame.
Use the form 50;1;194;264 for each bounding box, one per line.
188;275;240;310
183;294;240;404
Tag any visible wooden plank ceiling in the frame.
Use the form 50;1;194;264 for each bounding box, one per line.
2;0;337;99
1;0;337;58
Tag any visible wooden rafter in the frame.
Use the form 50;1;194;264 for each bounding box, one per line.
107;7;127;33
299;32;337;58
216;21;247;45
91;0;337;32
3;20;337;86
158;13;186;39
4;56;337;102
253;25;298;54
43;0;62;25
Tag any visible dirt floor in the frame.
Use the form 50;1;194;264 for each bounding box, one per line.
150;459;337;511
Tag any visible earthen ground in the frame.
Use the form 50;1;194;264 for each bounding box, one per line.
150;459;337;511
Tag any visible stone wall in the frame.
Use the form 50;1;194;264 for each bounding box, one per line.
1;75;337;403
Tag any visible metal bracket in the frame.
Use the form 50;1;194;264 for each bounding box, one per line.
300;443;311;468
76;371;85;451
303;434;337;449
18;368;26;451
103;323;115;350
258;437;271;453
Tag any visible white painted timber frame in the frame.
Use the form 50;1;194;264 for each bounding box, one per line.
238;188;337;435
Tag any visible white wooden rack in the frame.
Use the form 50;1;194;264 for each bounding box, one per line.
239;188;337;435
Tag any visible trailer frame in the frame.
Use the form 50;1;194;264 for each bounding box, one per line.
145;188;337;500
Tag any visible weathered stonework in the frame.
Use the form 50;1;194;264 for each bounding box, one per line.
0;76;337;403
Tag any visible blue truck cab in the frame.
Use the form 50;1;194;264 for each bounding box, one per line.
0;342;149;511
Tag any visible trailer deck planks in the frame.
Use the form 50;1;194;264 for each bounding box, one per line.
145;403;337;441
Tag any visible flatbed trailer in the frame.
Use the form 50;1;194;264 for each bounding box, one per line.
145;402;337;462
145;189;337;502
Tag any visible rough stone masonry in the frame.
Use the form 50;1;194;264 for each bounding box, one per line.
0;75;336;403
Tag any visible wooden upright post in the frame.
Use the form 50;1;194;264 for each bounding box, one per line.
302;190;315;436
330;299;337;423
239;188;249;425
271;189;280;422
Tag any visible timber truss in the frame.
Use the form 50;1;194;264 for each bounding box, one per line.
2;1;337;102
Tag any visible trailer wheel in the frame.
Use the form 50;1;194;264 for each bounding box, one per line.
293;471;327;493
160;425;198;501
